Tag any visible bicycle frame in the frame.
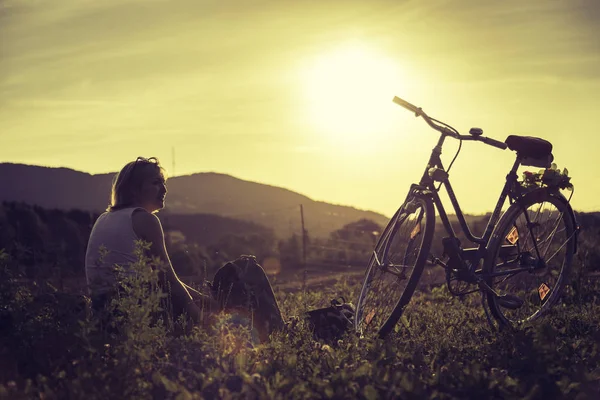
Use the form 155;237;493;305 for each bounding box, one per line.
408;131;522;273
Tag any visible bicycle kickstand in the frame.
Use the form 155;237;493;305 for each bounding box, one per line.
480;291;497;332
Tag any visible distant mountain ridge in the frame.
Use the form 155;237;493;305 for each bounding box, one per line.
0;163;390;238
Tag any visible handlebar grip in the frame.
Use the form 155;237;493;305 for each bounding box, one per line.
482;136;507;150
393;96;420;114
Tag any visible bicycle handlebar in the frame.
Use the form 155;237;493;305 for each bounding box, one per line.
392;95;507;150
392;96;420;115
393;96;453;136
481;136;508;150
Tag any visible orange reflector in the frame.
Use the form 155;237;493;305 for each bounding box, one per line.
538;283;551;301
410;223;421;240
365;309;376;325
506;226;519;245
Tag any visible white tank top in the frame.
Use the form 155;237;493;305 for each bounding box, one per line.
85;207;145;295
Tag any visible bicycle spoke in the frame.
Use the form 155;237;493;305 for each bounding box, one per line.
545;230;576;264
523;207;543;260
495;259;519;269
536;226;566;249
386;263;413;271
541;211;567;259
496;268;526;285
372;250;383;268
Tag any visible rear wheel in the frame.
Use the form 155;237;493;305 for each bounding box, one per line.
355;195;435;338
485;190;576;327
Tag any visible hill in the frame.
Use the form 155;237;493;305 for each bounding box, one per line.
0;163;389;239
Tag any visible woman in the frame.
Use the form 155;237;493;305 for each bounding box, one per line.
85;157;283;339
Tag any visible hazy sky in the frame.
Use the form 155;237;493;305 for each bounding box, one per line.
1;0;599;217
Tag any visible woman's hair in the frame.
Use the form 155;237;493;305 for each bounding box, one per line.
107;157;167;212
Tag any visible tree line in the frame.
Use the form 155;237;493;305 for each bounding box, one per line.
0;202;387;285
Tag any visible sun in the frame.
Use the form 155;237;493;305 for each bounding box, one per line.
300;43;404;148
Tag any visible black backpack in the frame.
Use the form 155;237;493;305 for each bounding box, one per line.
304;297;355;343
210;255;285;338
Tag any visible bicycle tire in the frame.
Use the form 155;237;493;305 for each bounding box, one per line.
355;195;435;338
484;189;576;327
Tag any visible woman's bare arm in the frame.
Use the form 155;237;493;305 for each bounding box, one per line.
132;210;218;324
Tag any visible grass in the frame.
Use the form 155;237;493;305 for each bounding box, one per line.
1;245;599;399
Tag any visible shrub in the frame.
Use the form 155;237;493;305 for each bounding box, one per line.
1;244;599;399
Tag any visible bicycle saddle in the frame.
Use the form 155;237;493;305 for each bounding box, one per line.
505;135;553;159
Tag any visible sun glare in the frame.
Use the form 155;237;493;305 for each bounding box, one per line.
301;43;404;149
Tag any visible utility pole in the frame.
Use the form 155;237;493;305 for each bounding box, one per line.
300;204;307;290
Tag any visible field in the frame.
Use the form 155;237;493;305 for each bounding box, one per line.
1;239;600;400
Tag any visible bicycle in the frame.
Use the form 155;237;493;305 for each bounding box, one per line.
355;96;579;338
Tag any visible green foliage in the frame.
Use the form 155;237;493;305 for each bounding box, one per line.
0;202;95;278
1;238;600;399
520;163;573;191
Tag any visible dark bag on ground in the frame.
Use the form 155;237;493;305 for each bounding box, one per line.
305;297;355;343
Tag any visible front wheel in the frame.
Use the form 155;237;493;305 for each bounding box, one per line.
484;190;577;327
355;195;435;338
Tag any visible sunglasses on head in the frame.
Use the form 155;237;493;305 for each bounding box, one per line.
134;156;158;166
126;156;160;183
131;156;158;172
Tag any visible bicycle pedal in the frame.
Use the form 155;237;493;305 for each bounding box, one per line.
495;294;524;310
431;256;446;268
